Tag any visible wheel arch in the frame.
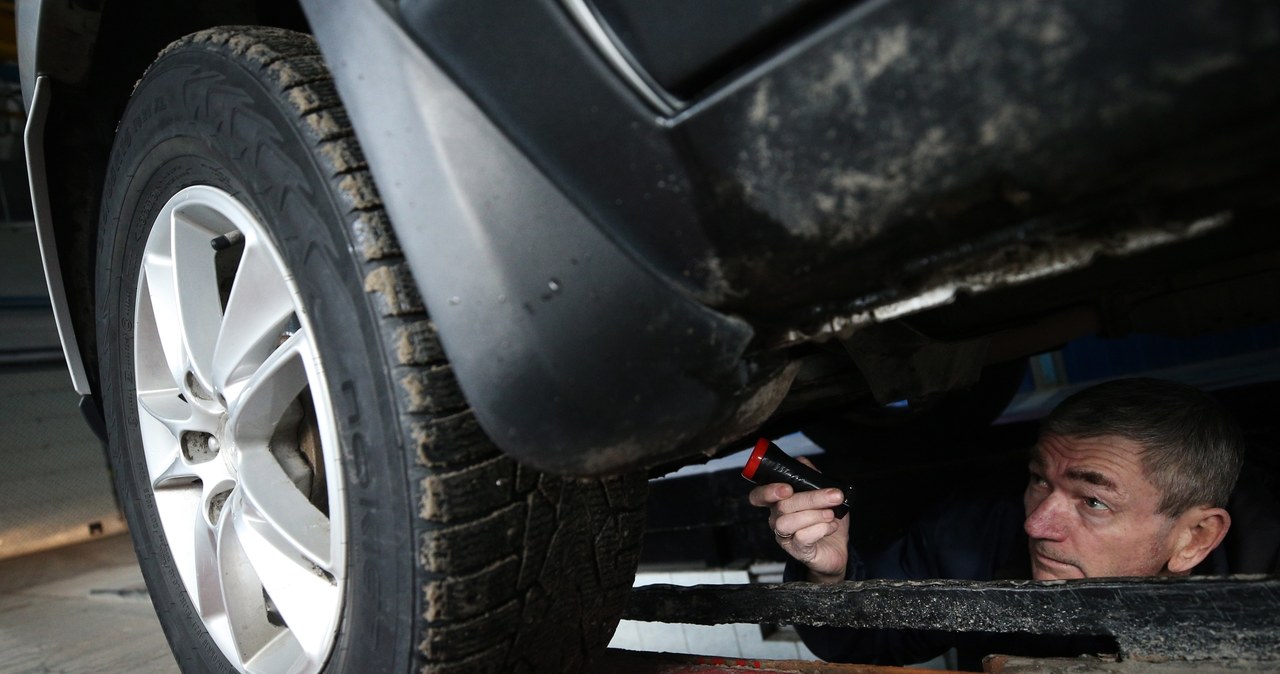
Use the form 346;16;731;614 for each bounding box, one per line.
27;0;794;475
19;0;310;397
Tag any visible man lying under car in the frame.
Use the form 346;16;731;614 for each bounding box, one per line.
750;377;1244;667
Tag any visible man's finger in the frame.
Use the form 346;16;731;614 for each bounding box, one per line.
773;487;846;515
747;482;794;507
774;508;834;539
792;520;841;548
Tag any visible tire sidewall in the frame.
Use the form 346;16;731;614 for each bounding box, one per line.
97;45;415;673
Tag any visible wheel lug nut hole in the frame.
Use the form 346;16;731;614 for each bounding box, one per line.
208;489;231;522
185;371;214;401
182;431;220;463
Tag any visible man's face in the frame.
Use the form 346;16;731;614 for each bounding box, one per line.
1023;433;1179;580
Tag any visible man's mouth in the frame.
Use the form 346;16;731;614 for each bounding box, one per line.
1030;546;1082;578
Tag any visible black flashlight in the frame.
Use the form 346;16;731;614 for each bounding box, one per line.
741;438;855;519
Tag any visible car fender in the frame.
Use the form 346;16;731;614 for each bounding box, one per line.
299;0;785;475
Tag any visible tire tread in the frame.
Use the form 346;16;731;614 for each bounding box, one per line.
150;26;646;673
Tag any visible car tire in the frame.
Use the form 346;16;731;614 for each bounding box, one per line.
95;26;646;673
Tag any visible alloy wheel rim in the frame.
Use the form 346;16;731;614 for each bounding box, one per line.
132;185;346;673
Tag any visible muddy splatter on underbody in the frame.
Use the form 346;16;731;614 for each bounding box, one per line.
695;0;1269;313
771;211;1232;348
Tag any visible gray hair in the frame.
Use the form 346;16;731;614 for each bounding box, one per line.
1041;378;1243;515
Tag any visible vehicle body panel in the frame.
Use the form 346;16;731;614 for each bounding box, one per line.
23;77;90;394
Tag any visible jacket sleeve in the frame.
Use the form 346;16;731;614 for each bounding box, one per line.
786;498;1024;665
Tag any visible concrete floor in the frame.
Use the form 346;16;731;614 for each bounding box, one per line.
0;365;126;562
0;533;176;673
0;222;173;673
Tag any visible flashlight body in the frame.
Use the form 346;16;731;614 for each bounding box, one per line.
742;438;855;519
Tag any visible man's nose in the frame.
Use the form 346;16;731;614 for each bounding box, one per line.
1024;493;1068;541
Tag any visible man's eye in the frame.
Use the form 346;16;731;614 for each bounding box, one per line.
1028;473;1048;488
1084;497;1110;511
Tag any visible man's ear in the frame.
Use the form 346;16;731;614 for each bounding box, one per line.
1166;506;1231;575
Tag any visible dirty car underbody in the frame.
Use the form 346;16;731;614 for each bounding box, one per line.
368;0;1280;473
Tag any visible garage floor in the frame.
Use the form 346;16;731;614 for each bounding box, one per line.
0;534;176;673
0;364;126;562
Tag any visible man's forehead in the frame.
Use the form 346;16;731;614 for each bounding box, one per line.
1030;433;1177;515
1032;433;1144;457
1030;434;1148;473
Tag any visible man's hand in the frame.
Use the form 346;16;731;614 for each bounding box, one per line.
747;457;850;584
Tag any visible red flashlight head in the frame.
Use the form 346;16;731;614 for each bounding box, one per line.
742;437;772;481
